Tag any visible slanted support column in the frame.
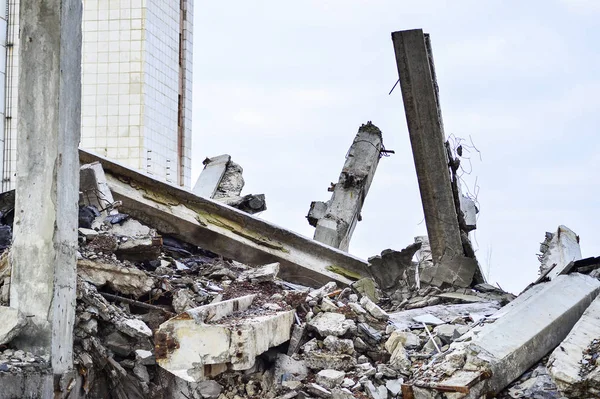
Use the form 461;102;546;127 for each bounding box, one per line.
392;29;478;287
309;122;384;251
10;0;82;382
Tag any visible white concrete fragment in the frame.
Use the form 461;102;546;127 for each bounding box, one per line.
316;369;346;389
193;154;231;198
308;312;349;337
360;296;389;320
0;307;26;345
239;262;280;283
118;318;152;338
541;225;582;279
548;295;600;397
413;314;444;325
78;228;98;240
77;259;154;297
156;295;295;382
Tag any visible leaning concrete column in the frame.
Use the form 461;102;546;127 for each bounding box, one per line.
10;0;82;381
392;29;478;287
309;122;383;251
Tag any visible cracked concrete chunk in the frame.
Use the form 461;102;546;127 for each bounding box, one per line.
308;312;348;337
239;262;280;283
316;369;346;389
155;295;295;382
77;259;154;297
0;307;26;345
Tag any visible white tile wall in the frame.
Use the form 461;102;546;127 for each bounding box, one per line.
2;0;193;190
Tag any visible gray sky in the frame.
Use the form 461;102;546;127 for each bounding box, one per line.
191;0;600;294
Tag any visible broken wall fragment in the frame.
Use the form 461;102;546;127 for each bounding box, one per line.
193;154;266;214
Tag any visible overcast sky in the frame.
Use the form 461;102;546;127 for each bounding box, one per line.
191;0;600;294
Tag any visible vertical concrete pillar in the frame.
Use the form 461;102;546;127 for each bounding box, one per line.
310;122;383;251
10;0;82;380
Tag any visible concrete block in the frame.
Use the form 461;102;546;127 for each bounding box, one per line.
80;162;116;212
77;259;154;298
155;294;295;382
192;154;231;198
540;225;582;279
0;306;26;345
548;295;600;397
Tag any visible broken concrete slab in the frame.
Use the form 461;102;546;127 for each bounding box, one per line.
389;302;501;330
238;262;280;283
0;306;26;345
407;273;600;398
77;259;154;298
79;149;370;287
155;294;295;382
548;294;600;397
192;154;231;199
367;244;420;292
538;225;582;279
310;122;384;252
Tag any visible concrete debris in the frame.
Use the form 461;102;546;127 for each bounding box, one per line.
0;138;597;399
404;273;600;398
308;122;385;251
547;294;600;397
77;259;155;298
193;155;267;214
155;294;295;382
538;225;582;279
0;306;26;346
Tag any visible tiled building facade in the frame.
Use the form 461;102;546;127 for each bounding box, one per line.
0;0;193;191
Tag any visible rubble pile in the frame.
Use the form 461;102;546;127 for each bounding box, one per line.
0;206;520;399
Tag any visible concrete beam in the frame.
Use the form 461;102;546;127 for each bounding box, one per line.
10;0;81;383
391;30;462;264
406;273;600;398
79;150;370;287
392;29;476;287
192;154;231;198
548;295;600;397
310;122;383;251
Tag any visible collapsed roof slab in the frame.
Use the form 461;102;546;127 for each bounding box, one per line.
79;150;370;287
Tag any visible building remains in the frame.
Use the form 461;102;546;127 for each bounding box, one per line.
0;17;596;399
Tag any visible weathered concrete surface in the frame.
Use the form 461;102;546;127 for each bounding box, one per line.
80;162;116;213
10;0;82;381
79;149;370;288
311;122;383;251
391;30;464;270
539;225;582;279
213;160;244;199
548;295;600;397
0;306;26;345
408;273;600;398
155;295;295;382
192;154;231;198
77;259;155;298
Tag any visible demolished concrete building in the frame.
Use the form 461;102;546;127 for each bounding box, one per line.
0;19;597;399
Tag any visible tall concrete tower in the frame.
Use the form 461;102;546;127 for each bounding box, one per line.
1;0;193;191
